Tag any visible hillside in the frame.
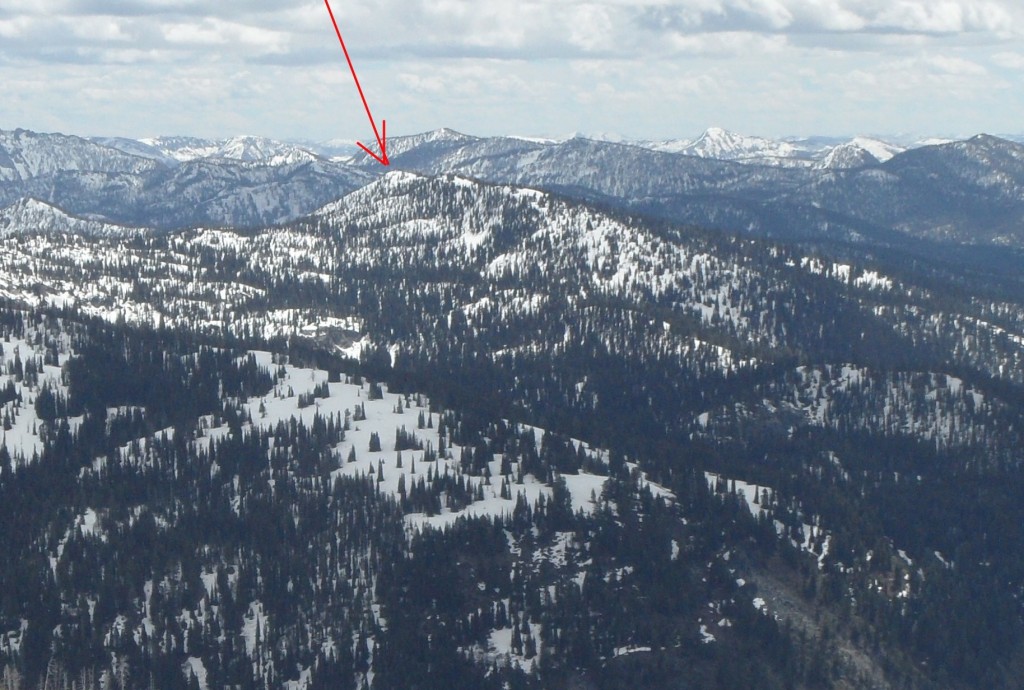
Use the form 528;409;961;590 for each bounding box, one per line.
0;134;1023;689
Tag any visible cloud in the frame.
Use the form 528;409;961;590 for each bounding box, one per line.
68;16;132;41
162;18;290;54
567;5;616;52
923;53;988;75
992;51;1024;69
0;0;1021;140
843;52;996;103
667;30;789;56
871;1;1014;34
637;0;1021;37
0;15;30;37
792;0;867;31
1;0;1021;67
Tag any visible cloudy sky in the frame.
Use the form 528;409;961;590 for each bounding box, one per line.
1;0;1022;142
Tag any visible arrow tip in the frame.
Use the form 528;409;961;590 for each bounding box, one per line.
357;119;389;166
356;141;389;167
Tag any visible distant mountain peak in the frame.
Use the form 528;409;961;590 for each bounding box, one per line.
414;128;476;144
815;142;881;170
685;127;797;161
132;135;321;165
700;126;731;138
967;133;1019;149
847;136;904;163
435;127;469;138
216;136;321;165
0;128;160;182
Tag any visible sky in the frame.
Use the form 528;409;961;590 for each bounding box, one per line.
1;0;1022;143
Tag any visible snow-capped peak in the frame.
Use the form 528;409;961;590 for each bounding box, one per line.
685;127;797;161
815;142;882;170
848;137;904;163
429;127;473;141
215;136;320;165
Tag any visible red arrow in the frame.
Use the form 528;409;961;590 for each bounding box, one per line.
323;0;389;166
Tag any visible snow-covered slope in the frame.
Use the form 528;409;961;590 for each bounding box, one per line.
135;136;221;162
3;126;1023;245
366;130;1024;245
89;137;180;165
682;127;800;163
305;138;358;161
848;136;904;163
216;353;620;532
815;142;882;170
0;333;75;463
214;136;321;165
138;135;321;165
0;129;160;182
356;128;491;169
641;130;904;168
385;128;478;156
0;198;143;238
0;128;375;230
643;138;694;155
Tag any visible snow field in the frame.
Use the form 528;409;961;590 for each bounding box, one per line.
209;352;614;532
0;335;74;463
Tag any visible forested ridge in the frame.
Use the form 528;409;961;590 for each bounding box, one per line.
0;169;1023;689
0;309;833;690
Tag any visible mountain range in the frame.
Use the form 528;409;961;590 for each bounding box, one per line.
1;124;1024;690
2;126;1023;249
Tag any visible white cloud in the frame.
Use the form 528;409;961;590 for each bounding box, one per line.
868;0;1011;34
162;21;229;45
68;16;131;42
789;0;867;31
85;47;175;64
667;30;788;57
2;1;1022;63
162;18;289;53
992;51;1024;69
734;0;795;29
0;0;1021;139
567;5;616;52
924;54;988;76
0;15;31;37
842;52;995;103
